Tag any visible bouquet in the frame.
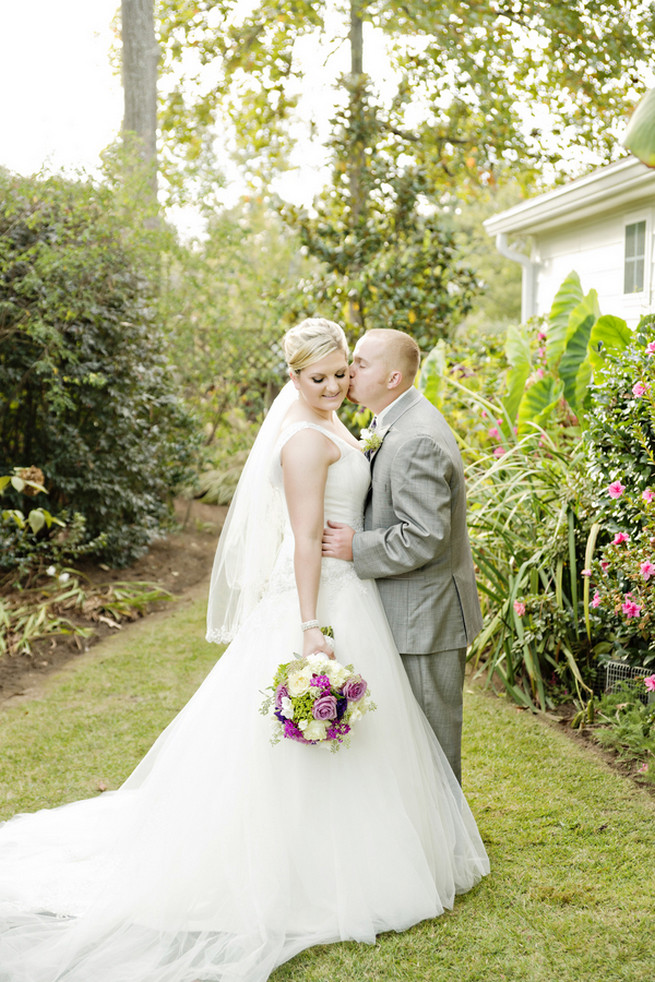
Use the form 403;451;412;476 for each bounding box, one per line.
259;646;375;752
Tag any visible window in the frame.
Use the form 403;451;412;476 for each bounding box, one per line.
624;220;646;294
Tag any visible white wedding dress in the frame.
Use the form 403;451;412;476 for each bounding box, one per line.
0;421;489;982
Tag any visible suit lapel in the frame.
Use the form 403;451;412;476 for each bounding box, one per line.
369;388;422;472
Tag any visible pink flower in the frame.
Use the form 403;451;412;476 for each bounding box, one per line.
537;346;546;359
535;367;545;379
581;568;592;577
643;489;655;504
612;532;630;545
493;446;506;457
600;561;610;572
646;342;655;355
644;674;655;692
607;481;625;499
538;330;547;341
632;381;648;397
622;599;642;619
513;601;526;617
591;591;601;608
640;560;655;581
488;426;501;440
638;762;649;774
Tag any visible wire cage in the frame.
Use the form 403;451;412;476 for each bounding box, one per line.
602;660;655;705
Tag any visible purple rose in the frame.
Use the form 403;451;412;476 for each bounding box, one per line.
312;694;338;721
342;676;368;702
274;684;289;711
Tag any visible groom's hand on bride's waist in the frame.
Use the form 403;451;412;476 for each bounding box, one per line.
322;521;355;561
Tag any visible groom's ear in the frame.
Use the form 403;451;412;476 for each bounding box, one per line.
387;370;403;389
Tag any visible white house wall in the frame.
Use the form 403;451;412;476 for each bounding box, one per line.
484;158;655;328
532;204;654;327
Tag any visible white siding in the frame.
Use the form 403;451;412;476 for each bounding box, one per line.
532;205;655;327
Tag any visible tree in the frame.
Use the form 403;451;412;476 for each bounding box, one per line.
0;170;197;566
159;198;317;428
153;1;655;345
156;0;655;194
121;0;159;201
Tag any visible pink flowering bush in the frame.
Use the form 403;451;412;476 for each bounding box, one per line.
580;315;655;670
584;482;655;669
585;315;655;518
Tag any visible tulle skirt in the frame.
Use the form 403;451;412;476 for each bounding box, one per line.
0;560;489;981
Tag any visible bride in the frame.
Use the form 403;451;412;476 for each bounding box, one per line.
0;318;489;982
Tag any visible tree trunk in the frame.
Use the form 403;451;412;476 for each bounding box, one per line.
348;0;365;226
121;0;159;198
347;0;366;327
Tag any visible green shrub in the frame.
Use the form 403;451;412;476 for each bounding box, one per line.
584;315;655;524
592;677;655;784
0;170;198;567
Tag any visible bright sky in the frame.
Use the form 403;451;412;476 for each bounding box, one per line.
0;1;123;177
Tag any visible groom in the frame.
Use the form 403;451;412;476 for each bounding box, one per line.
322;328;482;784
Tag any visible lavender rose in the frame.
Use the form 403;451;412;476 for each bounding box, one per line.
342;676;367;702
312;694;338;721
275;684;289;711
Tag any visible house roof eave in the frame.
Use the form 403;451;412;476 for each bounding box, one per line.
484;156;655;238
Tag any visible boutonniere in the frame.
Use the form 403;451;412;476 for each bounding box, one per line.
359;427;386;457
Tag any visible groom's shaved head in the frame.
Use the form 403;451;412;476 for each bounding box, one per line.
364;329;420;384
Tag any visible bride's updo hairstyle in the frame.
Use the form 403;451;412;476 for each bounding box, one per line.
283;317;348;375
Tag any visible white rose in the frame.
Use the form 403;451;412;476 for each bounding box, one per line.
287;670;312;697
306;653;328;669
303;720;328;742
280;696;294;719
348;705;363;723
326;662;349;686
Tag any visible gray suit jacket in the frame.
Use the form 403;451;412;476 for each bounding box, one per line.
352;388;482;654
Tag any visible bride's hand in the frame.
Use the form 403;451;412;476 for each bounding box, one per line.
302;627;335;659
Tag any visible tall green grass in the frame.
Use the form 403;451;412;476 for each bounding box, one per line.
465;429;598;710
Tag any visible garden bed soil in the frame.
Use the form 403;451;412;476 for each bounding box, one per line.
0;499;227;705
522;700;654;797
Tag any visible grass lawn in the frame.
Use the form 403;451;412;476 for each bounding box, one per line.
1;587;653;982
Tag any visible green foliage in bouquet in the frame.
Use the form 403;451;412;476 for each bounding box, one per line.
0;170;198;567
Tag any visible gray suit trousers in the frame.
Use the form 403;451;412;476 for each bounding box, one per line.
400;648;467;785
